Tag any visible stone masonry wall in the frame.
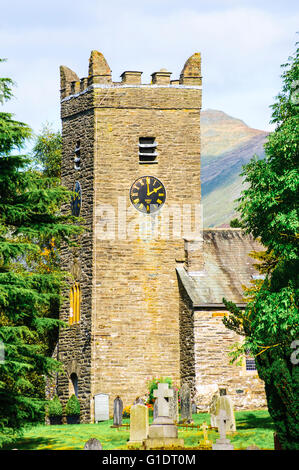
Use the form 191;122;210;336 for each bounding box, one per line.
90;85;201;417
58;91;95;423
194;309;266;411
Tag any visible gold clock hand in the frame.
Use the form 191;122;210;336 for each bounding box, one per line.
147;185;162;196
146;177;150;196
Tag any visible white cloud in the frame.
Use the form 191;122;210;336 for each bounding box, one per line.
1;1;298;137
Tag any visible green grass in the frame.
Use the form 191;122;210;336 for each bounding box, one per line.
1;409;274;450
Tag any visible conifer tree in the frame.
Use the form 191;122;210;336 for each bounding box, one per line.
0;60;81;445
223;44;299;449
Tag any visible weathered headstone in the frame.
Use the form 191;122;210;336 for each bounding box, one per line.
180;383;192;423
113;396;123;427
84;438;103;450
215;393;236;432
129;404;149;444
94;393;109;422
169;388;179;422
209;391;219;428
212;410;234;450
192;402;197;414
133;397;144;405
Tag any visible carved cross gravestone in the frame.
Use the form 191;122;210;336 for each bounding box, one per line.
212;410;234;450
143;382;184;449
153;383;173;417
198;421;212;449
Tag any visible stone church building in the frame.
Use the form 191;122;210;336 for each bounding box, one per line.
54;50;266;422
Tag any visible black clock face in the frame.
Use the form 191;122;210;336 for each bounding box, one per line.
130;176;166;214
71;181;82;216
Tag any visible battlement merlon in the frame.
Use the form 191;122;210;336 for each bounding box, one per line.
60;50;202;102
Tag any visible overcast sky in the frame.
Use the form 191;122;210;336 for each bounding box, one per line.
1;0;298;146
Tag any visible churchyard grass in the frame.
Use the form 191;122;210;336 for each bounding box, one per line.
1;409;274;450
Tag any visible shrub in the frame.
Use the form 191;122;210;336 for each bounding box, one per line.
48;395;63;417
122;405;131;418
65;395;80;416
146;376;173;404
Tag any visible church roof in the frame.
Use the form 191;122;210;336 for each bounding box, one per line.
176;229;263;308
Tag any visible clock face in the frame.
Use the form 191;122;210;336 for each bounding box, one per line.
130;176;166;214
71;181;82;216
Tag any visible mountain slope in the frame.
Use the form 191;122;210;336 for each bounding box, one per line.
201;110;269;227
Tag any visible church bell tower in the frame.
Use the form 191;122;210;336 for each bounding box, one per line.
58;50;202;422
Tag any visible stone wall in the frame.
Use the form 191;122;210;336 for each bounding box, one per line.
177;271;196;395
194;308;266;411
90;86;201;418
58;93;95;423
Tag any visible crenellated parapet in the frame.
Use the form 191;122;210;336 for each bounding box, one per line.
59;50;202;101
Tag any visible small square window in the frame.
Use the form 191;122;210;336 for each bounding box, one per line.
245;350;256;371
139;137;158;163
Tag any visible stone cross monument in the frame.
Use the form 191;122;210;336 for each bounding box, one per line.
143;382;184;449
153;383;173;417
212;410;234;450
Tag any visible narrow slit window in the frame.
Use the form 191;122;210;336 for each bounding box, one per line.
69;282;81;324
74;140;81;170
139;137;158;163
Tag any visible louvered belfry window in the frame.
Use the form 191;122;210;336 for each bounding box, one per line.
138;137;158;163
74;140;81;170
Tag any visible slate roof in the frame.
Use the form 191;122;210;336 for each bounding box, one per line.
176;229;263;308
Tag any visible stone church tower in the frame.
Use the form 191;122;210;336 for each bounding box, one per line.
58;50;202;422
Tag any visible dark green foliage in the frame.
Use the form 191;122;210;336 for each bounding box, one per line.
0;61;82;447
48;395;63;417
65;394;80;416
223;44;299;449
229;217;243;228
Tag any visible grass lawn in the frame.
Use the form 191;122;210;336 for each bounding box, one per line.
2;409;274;450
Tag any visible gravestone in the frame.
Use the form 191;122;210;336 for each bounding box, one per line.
179;383;192;423
133;397;144;405
169;388;179;422
143;382;184;450
94;393;109;422
212;410;234;450
198;422;212;449
84;438;103;450
209;392;219;428
153;383;173;416
215;392;236;432
113;396;123;427
128;404;149;444
192;402;197;414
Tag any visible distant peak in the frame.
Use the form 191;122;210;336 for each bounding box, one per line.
201;109;248;127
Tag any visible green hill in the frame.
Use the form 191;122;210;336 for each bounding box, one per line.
201;109;269;227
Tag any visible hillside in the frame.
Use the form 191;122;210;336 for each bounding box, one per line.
201;109;269;227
